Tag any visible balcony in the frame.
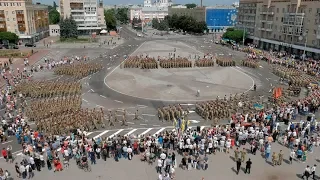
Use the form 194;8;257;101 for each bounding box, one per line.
260;11;274;15
260;20;273;23
286;12;305;16
258;27;272;31
71;9;84;12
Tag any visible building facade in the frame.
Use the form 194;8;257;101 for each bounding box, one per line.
168;6;205;22
206;6;238;34
238;0;320;59
0;0;49;43
49;24;60;36
59;0;106;34
129;6;168;23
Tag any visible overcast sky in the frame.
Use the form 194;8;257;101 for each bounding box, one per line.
38;0;238;7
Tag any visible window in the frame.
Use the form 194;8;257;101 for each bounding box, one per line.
282;8;285;13
274;34;276;39
309;8;312;13
314;30;317;34
12;11;15;14
0;3;2;6
277;8;279;13
281;17;283;22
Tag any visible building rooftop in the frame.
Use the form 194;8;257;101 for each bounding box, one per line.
141;6;168;11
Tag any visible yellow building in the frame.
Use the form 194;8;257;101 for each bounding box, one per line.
0;0;49;43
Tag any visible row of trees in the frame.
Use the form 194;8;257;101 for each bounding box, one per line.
222;28;246;43
152;14;207;34
0;32;19;43
104;8;129;30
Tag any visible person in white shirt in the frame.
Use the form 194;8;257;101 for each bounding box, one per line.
302;165;311;179
226;139;231;153
160;152;166;166
311;164;317;179
157;159;162;174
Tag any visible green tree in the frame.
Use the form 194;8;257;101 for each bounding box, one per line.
185;3;197;9
152;18;160;29
49;9;60;24
222;28;246;43
59;17;78;39
115;8;129;24
104;9;116;30
0;32;19;43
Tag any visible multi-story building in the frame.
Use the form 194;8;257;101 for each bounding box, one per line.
238;0;320;59
168;6;205;22
237;0;257;36
129;6;168;24
0;0;49;43
206;6;238;34
60;0;106;34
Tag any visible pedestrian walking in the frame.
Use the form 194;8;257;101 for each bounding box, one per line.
236;158;241;175
311;164;316;180
302;165;311;180
245;158;252;174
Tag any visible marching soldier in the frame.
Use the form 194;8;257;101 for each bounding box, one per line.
241;148;247;162
272;152;278;166
133;109;139;120
278;150;284;165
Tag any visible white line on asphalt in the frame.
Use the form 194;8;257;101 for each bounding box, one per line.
127;122;134;124
107;67;111;70
100;95;107;98
142;114;155;117
109;129;124;138
139;128;152;137
93;130;109;139
180;103;195;106
114;100;123;103
140;124;148;126
258;73;262;76
266;78;269;81
90;89;94;92
96;105;104;108
189;111;195;113
137;104;147;107
125;129;137;136
153;128;165;136
232;66;255;93
86;132;94;136
200;126;205;131
1;140;12;144
82;99;88;102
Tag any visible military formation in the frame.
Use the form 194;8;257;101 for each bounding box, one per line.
14;81;81;98
241;59;259;68
272;66;302;78
157;105;188;122
159;57;192;68
26;95;82;121
122;56;158;69
54;62;103;79
195;59;215;67
271;150;284;166
216;57;235;67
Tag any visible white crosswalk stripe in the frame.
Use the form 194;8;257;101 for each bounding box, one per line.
125;129;137;136
109;129;124;138
93;130;109;139
153;128;165;136
138;128;152;137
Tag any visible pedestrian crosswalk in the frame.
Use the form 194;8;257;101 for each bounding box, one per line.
86;126;209;140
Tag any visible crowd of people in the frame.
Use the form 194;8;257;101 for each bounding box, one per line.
194;59;215;67
216;57;235;67
241;59;259;68
122;56;158;69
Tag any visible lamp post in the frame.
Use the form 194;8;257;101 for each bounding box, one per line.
299;29;309;61
210;18;216;42
238;22;246;46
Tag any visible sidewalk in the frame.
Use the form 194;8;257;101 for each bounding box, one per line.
0;49;50;87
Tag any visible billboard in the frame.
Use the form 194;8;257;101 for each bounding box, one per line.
206;8;238;29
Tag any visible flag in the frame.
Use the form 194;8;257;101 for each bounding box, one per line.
181;118;185;132
173;118;177;128
185;119;190;131
178;118;181;129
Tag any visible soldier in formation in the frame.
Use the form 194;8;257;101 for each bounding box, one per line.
195;58;215;67
216;57;235;67
159;57;192;68
241;59;259;68
54;62;102;79
122;56;158;69
14;81;81;98
272;66;301;79
157;105;186;122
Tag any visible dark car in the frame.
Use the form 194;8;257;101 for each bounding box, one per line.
9;44;19;49
25;43;36;47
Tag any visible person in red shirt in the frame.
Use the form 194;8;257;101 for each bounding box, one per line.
1;148;7;161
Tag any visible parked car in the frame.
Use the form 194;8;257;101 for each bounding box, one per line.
25;43;36;47
10;44;19;49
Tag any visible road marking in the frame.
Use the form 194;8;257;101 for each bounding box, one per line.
96;105;104;108
189;110;195;113
140;124;148;126
125;129;137;136
109;129;124;138
180;103;195;106
114;100;123;103
127;122;134;124
86;132;94;136
90;89;94;92
189;120;200;123
107;67;111;70
93;130;109;139
100;95;107;98
2;140;13;144
82;99;88;102
153;128;165;136
266;78;270;81
142;114;155;117
258;73;262;76
139;128;152;137
200;126;205;131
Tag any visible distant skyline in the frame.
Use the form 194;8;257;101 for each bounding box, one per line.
36;0;238;7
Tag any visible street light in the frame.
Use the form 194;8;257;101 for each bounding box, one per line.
238;22;246;46
210;18;216;42
299;29;308;61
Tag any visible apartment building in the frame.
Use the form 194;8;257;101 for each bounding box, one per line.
238;0;320;59
129;6;168;23
0;0;49;43
60;0;106;34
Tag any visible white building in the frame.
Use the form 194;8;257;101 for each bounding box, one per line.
59;0;106;34
129;6;168;23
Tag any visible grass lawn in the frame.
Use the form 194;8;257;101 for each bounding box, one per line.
0;49;34;58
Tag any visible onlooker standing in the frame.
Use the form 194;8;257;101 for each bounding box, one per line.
301;165;311;180
311;164;317;180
